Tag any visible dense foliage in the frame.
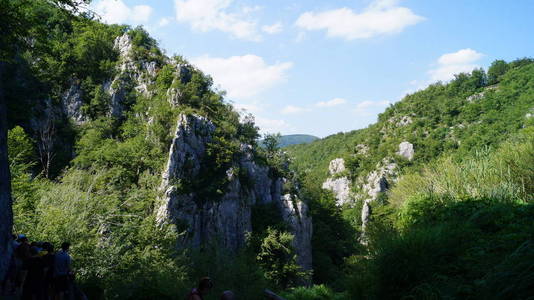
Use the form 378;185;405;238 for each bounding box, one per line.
3;1;533;299
3;1;298;299
287;58;534;295
346;127;534;299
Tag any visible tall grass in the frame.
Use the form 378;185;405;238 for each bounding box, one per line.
345;127;534;299
389;127;534;207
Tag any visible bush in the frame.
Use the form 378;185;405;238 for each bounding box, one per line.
389;127;534;207
282;285;348;300
346;196;534;299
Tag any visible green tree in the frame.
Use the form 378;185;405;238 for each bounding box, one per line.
487;60;509;84
257;228;308;289
263;133;281;156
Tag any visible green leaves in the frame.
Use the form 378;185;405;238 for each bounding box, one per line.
257;228;309;289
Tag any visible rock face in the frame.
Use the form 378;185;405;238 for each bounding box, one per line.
0;80;13;280
466;91;485;102
389;115;413;127
355;144;369;155
322;158;352;206
61;33;165;123
397;141;414;160
328;158;345;174
157;113;312;272
359;159;397;241
61;80;86;124
167;64;193;106
280;194;313;271
106;33;160;118
362;159;397;201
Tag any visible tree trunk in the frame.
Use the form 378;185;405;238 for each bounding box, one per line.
0;61;14;281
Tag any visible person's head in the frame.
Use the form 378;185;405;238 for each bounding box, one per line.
198;277;213;295
43;242;54;253
30;246;39;257
221;290;235;300
18;234;28;243
61;242;70;252
12;234;17;240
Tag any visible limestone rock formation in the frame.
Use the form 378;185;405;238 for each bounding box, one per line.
355;144;369;155
328;158;346;174
322;158;352;205
388;115;413;127
161;114;214;185
466;91;485;102
360;199;372;244
397;141;414;160
167;64;193;106
359;159;398;240
362;159;397;201
107;33;160;117
280;194;313;271
157;113;312;271
61;80;86;124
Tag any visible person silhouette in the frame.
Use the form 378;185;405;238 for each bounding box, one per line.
186;277;213;300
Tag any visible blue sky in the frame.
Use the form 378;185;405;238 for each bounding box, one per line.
88;0;534;137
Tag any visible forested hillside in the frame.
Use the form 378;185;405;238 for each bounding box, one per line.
1;1;533;299
1;1;312;299
288;59;534;189
286;59;534;298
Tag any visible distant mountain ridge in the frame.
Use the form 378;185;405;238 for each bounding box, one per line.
279;134;319;147
259;134;319;148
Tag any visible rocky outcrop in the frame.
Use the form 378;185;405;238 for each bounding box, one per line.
106;33;160;117
362;159;397;201
466;91;485;102
397;141;414;160
359;159;397;241
62;80;86;124
360;199;372;243
388;115;413;127
280;194;313;271
160;114;214;185
157;113;312;272
167;65;193;106
322;158;351;206
355;144;369;155
328;158;345;174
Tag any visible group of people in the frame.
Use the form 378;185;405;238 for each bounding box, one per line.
186;277;286;300
1;234;75;300
2;235;288;300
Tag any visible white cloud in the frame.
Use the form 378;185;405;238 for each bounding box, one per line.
191;54;293;100
295;0;424;40
262;22;283;34
429;48;484;82
354;100;390;115
242;5;262;14
159;17;173;27
281;105;308;114
174;0;261;41
255;117;292;134
316;97;347;107
92;0;153;25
